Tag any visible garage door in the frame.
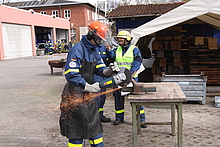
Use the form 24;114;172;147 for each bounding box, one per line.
2;23;32;60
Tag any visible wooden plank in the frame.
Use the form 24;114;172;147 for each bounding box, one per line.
204;37;218;47
152;40;163;50
173;50;180;57
157;50;164;58
164;41;170;50
174;58;181;66
159;58;167;67
186;36;204;46
170;41;181;50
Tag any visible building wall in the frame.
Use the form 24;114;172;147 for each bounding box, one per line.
0;5;70;60
30;4;102;42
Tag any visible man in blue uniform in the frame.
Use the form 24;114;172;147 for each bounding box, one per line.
107;30;147;128
57;40;62;53
59;21;112;147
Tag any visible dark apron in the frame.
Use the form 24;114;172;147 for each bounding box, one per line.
59;59;103;139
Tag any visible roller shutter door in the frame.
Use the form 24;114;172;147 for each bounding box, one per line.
2;23;32;60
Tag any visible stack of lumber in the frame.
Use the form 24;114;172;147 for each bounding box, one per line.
152;26;185;80
151;28;220;85
188;47;220;85
186;36;218;49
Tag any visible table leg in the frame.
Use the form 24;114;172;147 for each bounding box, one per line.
50;66;53;75
177;103;183;147
137;105;141;135
62;66;65;75
171;105;175;136
132;102;138;147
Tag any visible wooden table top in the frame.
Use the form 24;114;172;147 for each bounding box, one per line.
128;82;186;103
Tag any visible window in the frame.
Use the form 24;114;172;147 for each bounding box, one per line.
87;10;90;20
40;11;47;15
70;28;76;41
92;12;95;21
52;10;58;17
64;9;70;18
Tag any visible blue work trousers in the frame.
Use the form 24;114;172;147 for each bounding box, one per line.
68;133;104;147
97;88;106;118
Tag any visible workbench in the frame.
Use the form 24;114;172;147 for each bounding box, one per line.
128;82;186;147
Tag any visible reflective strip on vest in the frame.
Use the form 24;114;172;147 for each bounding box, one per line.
89;137;103;145
68;142;83;147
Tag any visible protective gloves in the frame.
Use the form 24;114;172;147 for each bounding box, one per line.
103;62;120;76
110;62;120;72
84;82;101;93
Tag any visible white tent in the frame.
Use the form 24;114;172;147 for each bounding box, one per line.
131;0;220;45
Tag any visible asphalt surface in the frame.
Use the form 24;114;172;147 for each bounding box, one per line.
0;53;220;147
0;54;68;147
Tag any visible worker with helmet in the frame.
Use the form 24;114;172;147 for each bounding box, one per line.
57;40;62;53
107;30;147;128
44;41;49;55
59;21;119;147
47;40;54;55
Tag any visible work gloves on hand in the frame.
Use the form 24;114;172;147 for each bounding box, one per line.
84;82;101;93
103;62;120;77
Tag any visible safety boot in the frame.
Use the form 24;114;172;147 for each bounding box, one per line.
141;124;147;128
100;116;111;122
113;119;124;125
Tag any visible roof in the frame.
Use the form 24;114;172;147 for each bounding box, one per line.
107;2;185;19
131;0;220;45
4;0;94;8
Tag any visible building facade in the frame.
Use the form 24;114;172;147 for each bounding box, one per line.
6;0;105;43
0;4;70;60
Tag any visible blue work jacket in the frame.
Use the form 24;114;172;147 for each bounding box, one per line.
94;45;109;82
64;35;106;88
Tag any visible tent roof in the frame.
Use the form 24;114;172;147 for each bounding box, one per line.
131;0;220;45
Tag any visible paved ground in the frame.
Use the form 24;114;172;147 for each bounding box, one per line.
0;54;220;147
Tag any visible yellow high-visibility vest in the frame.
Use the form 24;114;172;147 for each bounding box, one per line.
115;45;138;78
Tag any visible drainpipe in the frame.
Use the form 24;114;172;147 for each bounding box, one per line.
52;27;56;47
59;5;62;18
31;25;37;56
0;22;4;60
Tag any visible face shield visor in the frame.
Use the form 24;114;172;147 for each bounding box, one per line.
90;28;111;46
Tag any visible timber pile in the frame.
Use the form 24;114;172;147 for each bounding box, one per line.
186;36;220;85
151;27;220;85
152;26;185;81
188;47;220;85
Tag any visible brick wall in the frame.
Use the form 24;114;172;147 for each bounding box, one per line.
31;4;101;42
